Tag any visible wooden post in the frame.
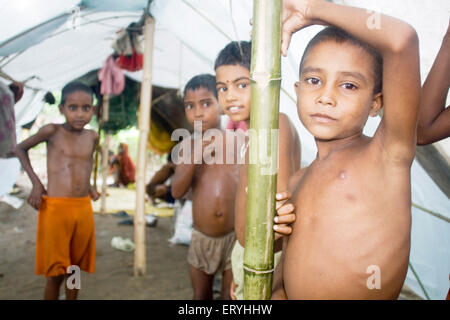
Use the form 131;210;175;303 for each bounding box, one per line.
100;133;110;214
134;14;155;276
100;94;110;214
243;0;282;299
102;94;110;122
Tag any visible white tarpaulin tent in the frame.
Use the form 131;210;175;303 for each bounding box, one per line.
0;0;448;299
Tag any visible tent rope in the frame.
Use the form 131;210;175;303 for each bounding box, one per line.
181;0;232;41
408;262;431;300
0;69;43;91
412;202;450;223
228;0;243;58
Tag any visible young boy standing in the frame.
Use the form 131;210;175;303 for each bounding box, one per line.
272;0;421;299
171;74;239;300
15;82;99;300
214;41;300;299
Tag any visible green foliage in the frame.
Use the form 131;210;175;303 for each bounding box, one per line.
101;78;140;134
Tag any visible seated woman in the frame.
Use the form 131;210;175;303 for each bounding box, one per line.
112;142;136;187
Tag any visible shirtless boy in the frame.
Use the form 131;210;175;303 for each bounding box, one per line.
272;0;420;299
214;41;300;299
171;74;239;300
15;82;99;300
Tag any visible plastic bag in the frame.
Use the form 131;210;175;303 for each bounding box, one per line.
168;200;193;245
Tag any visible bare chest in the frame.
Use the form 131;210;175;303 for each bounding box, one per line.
194;163;239;190
47;130;95;165
293;158;376;219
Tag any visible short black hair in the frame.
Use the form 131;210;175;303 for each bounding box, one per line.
300;27;383;94
60;82;94;106
183;74;217;98
214;41;252;71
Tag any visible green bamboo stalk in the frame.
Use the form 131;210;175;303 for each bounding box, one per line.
243;0;282;300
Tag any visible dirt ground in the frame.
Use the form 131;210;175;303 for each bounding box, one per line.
0;184;194;300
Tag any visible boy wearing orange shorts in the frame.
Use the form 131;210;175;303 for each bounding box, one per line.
15;82;99;300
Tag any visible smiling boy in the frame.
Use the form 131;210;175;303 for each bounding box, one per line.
272;0;421;299
15;82;99;300
214;41;301;299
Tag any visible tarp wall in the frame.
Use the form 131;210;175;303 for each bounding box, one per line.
0;0;448;299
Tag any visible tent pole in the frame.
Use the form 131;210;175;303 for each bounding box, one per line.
243;0;282;299
99;94;110;215
100;133;110;215
134;13;155;277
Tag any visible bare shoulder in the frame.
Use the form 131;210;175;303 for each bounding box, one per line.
279;112;294;130
38;123;59;136
89;128;99;138
30;123;59;143
279;112;299;141
16;123;59;150
85;128;99;140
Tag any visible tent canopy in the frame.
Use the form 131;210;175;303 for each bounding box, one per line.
0;0;449;300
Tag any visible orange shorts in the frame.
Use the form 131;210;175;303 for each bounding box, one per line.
35;196;96;277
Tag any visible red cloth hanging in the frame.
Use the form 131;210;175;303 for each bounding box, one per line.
116;48;143;72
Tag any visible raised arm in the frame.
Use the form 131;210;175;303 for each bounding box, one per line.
171;139;196;199
417;23;450;145
282;0;421;162
15;124;57;209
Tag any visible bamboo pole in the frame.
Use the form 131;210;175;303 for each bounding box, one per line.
134;14;155;276
92;122;102;190
99;94;110;214
100;133;110;214
102;94;109;122
243;0;282;299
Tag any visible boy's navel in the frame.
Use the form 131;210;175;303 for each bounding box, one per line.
215;211;223;217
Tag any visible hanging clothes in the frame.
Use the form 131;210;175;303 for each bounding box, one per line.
98;55;125;96
112;27;144;72
116;49;143;72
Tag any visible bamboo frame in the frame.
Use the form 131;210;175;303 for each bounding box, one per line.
243;0;282;299
134;14;155;276
100;133;110;215
99;94;110;214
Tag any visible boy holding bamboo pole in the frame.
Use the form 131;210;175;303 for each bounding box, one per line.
214;41;301;299
272;0;420;299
